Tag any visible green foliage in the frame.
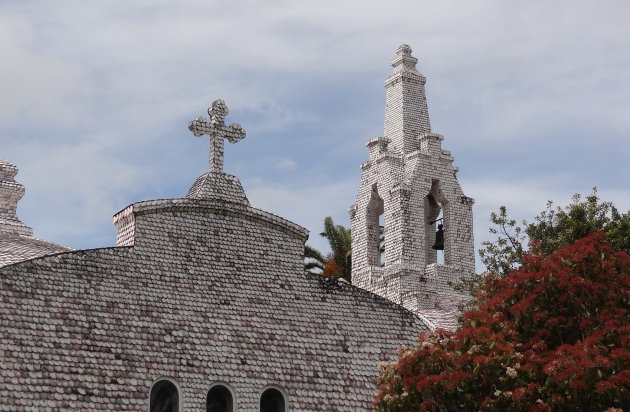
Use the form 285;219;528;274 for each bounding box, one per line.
528;190;630;256
304;217;352;281
479;188;630;277
478;205;527;277
376;232;630;411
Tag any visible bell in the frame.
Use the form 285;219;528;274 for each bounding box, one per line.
432;224;444;250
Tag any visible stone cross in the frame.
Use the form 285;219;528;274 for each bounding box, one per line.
188;99;246;173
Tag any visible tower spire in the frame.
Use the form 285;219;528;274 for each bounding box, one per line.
384;44;431;154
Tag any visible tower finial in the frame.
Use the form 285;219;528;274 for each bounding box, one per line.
0;160;33;236
397;44;412;55
391;44;419;73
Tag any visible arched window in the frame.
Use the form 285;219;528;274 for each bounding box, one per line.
150;379;179;412
260;387;286;412
207;384;233;412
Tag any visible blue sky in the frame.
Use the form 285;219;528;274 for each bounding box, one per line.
2;0;629;272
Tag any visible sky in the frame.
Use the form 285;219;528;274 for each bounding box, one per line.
2;0;629;272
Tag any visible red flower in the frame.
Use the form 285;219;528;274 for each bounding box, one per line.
375;232;630;411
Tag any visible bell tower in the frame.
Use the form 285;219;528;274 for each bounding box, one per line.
350;45;475;316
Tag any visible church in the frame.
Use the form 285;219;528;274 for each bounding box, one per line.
0;45;474;411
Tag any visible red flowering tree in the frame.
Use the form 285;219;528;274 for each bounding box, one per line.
375;232;629;411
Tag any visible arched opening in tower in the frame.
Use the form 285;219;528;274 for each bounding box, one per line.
378;213;385;266
425;180;448;265
367;183;385;267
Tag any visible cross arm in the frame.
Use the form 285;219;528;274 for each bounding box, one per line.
188;117;212;137
223;123;246;143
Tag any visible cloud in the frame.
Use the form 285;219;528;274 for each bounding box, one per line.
0;14;90;128
247;178;357;253
2;0;629;265
275;158;297;171
241;101;320;135
13;138;146;247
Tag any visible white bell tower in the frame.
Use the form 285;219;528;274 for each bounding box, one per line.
350;45;475;316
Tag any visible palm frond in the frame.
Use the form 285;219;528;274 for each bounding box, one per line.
304;244;326;274
305;261;325;271
304;244;326;264
308;217;352;281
